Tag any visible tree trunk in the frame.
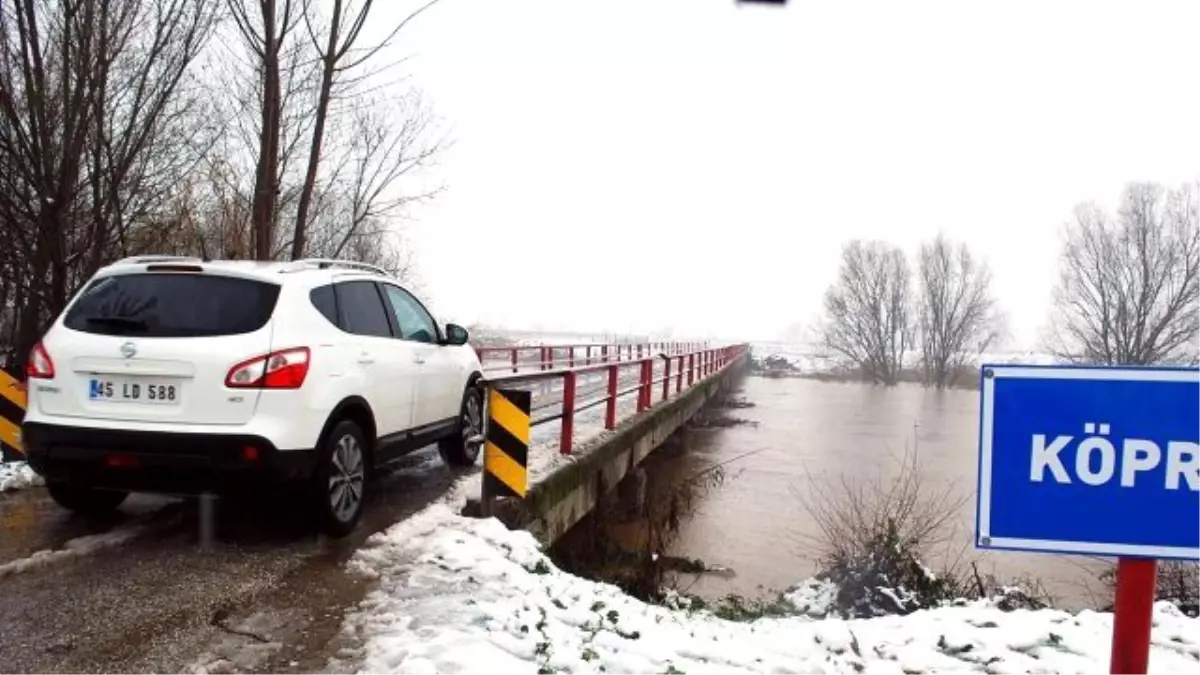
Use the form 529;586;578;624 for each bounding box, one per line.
291;0;342;260
251;0;283;261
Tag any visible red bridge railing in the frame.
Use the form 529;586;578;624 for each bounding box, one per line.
479;342;749;455
475;341;715;374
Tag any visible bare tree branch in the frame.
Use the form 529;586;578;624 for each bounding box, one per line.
916;234;1003;388
1050;181;1200;366
820;240;914;385
0;0;217;368
290;0;439;259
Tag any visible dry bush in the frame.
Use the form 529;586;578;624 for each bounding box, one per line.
794;445;968;617
1098;561;1199;617
792;440;1055;617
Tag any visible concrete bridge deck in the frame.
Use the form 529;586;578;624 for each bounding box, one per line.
474;342;750;544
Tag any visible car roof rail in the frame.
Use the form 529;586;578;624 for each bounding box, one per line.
112;255;205;266
282;258;389;276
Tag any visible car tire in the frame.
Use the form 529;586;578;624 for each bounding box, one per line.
47;482;128;514
439;385;484;467
312;420;369;538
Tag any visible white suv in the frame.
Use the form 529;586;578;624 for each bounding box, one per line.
21;256;484;536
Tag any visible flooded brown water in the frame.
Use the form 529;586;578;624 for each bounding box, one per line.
661;374;1111;610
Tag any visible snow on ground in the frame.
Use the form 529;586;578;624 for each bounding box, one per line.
339;505;1200;675
0;525;146;579
0;461;44;492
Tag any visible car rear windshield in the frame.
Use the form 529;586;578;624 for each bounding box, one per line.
63;273;281;338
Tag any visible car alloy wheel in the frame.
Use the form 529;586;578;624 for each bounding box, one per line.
329;432;365;522
463;392;484;448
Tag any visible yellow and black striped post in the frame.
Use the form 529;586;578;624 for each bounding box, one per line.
0;370;26;462
482;388;530;516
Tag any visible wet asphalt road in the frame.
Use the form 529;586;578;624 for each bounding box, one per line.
0;447;468;674
0;359;671;673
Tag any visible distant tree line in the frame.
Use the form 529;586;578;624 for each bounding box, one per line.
818;234;1002;388
818;181;1199;387
0;0;444;370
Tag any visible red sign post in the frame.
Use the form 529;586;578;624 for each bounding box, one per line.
1109;558;1158;674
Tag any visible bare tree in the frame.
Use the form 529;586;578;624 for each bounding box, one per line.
225;0;303;260
291;0;438;259
820;240;913;385
916;234;1002;388
0;0;216;367
1050;181;1200;366
215;0;444;271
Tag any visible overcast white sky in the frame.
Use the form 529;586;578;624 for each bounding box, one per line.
376;0;1200;348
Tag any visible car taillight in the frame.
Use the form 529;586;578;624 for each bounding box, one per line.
27;342;55;379
225;347;310;389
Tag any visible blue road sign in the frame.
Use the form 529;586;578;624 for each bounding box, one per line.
977;365;1199;560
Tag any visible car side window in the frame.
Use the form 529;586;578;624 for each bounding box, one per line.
336;281;393;338
310;285;339;326
380;284;439;344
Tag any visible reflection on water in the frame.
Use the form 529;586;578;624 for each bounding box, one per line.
663;376;1110;610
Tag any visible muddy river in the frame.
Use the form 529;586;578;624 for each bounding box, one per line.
660;374;1112;610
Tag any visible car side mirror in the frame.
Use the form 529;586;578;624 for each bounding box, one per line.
444;323;469;346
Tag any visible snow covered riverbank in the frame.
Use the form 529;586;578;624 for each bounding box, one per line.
337;504;1200;674
0;461;43;492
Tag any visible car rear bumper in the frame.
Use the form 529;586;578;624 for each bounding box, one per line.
21;422;318;494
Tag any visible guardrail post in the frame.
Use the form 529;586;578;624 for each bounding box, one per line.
482;388;530;519
637;360;650;413
560;371;576;455
568;346;575;368
602;344;609;363
1;369;27;459
676;356;683;393
637;344;643;360
511;348;518;374
585;345;592;366
663;357;672;401
605;364;619;429
687;353;695;385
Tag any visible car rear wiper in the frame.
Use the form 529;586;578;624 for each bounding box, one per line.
85;316;149;331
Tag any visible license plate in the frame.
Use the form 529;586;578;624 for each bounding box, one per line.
88;378;181;405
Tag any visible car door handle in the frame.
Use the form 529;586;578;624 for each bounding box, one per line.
413;355;427;365
358;351;375;365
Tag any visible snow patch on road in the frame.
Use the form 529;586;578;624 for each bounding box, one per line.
0;461;44;493
188;610;291;674
338;505;1200;674
0;525;145;579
